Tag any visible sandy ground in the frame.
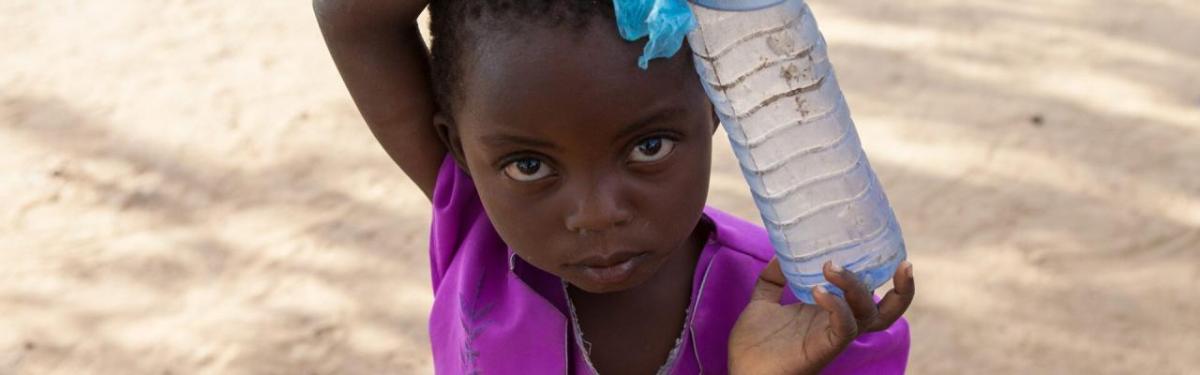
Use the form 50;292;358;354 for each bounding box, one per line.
1;0;1197;374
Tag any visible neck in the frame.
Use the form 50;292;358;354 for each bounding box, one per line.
565;220;711;374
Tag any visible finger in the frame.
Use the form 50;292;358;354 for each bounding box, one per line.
750;258;788;303
812;285;857;346
870;261;916;332
822;261;878;328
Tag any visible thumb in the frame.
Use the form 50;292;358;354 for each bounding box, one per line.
751;258;789;303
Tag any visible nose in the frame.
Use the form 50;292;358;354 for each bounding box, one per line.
564;175;633;234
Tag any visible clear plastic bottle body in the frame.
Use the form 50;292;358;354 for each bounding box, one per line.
686;0;906;303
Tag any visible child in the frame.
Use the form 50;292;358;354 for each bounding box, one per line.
315;0;915;373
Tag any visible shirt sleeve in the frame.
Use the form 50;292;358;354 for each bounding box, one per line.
821;317;911;374
428;154;486;292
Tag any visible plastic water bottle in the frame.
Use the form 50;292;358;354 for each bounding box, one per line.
686;0;906;303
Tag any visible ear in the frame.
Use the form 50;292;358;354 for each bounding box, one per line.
434;113;470;174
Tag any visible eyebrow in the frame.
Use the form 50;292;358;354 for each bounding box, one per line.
479;133;561;150
614;106;686;141
477;106;686;150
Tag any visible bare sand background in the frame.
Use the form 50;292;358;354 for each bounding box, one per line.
2;0;1198;374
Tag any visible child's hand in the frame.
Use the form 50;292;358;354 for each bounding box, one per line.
728;259;915;375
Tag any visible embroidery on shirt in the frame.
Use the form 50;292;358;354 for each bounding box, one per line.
459;267;494;374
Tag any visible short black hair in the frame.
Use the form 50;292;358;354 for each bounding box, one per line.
428;0;615;116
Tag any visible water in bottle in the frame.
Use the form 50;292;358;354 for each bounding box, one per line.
686;0;906;303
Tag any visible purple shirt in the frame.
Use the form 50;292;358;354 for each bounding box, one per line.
429;156;909;374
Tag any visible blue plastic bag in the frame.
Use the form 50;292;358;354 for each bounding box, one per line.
613;0;697;69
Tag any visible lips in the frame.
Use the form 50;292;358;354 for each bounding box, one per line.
573;251;649;285
574;250;644;268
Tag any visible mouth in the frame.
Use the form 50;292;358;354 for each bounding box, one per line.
572;251;650;285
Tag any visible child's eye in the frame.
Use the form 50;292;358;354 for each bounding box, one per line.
502;158;555;182
629;137;676;163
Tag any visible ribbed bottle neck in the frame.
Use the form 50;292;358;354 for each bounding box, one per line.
688;0;788;11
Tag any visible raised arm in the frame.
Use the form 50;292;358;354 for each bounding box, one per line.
314;0;444;199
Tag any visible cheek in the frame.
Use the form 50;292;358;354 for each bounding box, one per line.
637;143;711;234
472;178;565;262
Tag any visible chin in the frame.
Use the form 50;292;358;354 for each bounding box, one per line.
570;279;638;294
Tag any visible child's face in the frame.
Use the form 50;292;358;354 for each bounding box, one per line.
445;19;715;293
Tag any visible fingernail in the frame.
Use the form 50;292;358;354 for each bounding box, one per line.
815;285;828;295
904;262;913;278
830;262;843;273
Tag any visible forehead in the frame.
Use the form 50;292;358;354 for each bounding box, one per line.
456;18;703;138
